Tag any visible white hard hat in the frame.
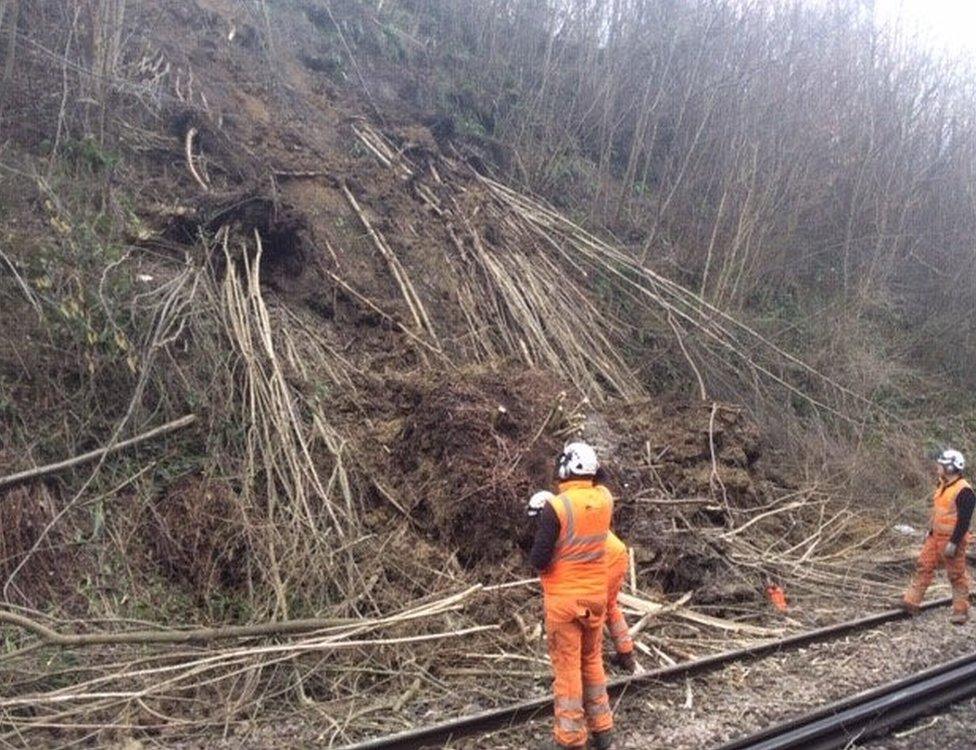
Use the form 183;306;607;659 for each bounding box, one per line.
557;442;599;480
937;449;966;473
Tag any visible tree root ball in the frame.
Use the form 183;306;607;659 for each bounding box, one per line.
389;368;571;568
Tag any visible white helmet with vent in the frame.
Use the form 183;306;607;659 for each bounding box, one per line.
557;442;599;480
937;449;966;473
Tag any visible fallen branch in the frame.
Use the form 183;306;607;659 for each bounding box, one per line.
0;585;482;647
673;607;783;638
184;127;209;192
0;245;42;316
633;496;717;506
719;500;806;540
667;310;707;401
0;626;500;710
341;181;438;342
483;578;537;593
317;261;443;357
628;592;693;638
0;414;197;491
0;609;353;646
618;592;782;638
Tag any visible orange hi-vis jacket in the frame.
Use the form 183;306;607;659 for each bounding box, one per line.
540;480;613;599
606;530;627;567
932;477;973;536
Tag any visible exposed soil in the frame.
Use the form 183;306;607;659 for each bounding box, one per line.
597;401;773;598
146;476;249;598
384;369;569;567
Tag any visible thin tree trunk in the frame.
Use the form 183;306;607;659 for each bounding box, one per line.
2;0;19;85
701;181;730;298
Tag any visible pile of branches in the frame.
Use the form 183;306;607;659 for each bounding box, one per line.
0;585;495;744
349;122;880;427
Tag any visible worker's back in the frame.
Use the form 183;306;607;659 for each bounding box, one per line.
540;480;613;600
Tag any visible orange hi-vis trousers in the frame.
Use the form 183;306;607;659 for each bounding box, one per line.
904;533;971;615
545;595;613;747
606;552;633;656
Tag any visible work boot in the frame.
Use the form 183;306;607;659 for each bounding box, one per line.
950;610;969;625
590;730;614;750
611;651;636;674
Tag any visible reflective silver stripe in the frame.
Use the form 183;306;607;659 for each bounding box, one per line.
557;715;585;732
556;498;606;544
609;620;628;635
584;683;608;700
555;493;607;562
559;550;603;562
558;494;574;547
585;701;612;717
571;532;608;545
555;696;583;711
560;539;607;554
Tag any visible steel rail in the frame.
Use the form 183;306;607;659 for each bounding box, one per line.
339;597;952;750
717;649;976;749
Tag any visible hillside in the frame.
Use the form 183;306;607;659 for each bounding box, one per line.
0;0;973;746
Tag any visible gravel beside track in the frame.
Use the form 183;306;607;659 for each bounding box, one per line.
456;596;974;749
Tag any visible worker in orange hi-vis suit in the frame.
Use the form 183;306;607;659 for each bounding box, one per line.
902;449;975;625
603;530;636;673
533;494;636;675
528;443;614;750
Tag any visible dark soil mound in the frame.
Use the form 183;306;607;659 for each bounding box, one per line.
605;401;764;502
371;383;775;589
594;401;773;598
388;368;572;567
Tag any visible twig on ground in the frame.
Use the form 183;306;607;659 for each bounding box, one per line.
0;415;196;491
184;127;209;191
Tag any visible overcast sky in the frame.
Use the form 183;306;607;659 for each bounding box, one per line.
874;0;976;57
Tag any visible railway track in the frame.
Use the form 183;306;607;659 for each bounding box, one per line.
340;596;954;750
719;649;976;749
